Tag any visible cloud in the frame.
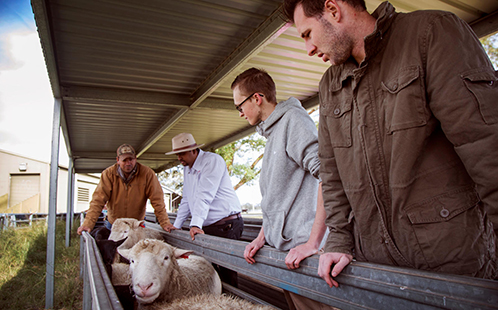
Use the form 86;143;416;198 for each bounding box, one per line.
0;32;55;162
0;0;37;70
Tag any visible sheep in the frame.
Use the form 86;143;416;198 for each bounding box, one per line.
111;262;136;310
109;218;163;251
90;226;111;241
110;262;131;286
142;293;275;310
95;238;128;277
118;239;222;307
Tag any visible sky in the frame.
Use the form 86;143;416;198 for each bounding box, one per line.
0;0;263;204
0;0;69;165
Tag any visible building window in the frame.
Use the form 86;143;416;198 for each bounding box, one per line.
78;187;90;202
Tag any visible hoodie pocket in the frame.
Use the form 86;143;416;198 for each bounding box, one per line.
265;210;292;250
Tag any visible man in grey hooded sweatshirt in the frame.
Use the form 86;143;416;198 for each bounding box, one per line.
232;67;331;309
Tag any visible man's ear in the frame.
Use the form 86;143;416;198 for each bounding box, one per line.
256;93;264;106
324;0;340;21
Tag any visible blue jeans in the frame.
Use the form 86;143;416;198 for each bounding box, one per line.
104;220;112;230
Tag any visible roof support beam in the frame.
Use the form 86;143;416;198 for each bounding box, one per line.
470;9;498;38
31;0;61;98
136;108;189;157
61;86;191;108
189;6;291;109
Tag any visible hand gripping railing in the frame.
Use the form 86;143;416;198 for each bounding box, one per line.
79;222;498;309
149;222;498;310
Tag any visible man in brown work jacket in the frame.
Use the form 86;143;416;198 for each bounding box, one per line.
283;0;498;288
77;144;175;234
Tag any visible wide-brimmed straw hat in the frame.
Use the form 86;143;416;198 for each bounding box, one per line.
165;133;205;155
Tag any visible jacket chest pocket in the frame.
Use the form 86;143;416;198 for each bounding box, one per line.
320;95;353;148
381;66;429;134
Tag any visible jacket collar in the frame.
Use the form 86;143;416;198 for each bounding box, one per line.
115;162;139;183
327;1;396;90
363;1;396;64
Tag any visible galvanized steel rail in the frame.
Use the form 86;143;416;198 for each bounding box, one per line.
79;219;498;309
146;222;498;310
80;231;124;310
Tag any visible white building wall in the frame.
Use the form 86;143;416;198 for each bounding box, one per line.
0;149;99;214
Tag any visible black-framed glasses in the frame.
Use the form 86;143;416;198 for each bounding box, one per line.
235;93;264;113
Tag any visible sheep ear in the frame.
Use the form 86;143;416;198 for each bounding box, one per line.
118;247;131;259
174;248;194;259
133;220;145;228
115;237;127;247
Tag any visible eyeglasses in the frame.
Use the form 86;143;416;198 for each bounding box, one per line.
235;93;264;113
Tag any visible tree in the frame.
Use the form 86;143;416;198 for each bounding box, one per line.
157;165;183;192
157;133;266;192
480;32;498;68
215;133;266;190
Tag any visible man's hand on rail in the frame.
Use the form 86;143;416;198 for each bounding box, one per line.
285;243;319;269
244;237;265;264
189;226;204;240
77;226;91;235
161;223;177;233
318;252;353;288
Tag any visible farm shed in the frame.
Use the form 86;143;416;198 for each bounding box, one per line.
0;149;99;214
31;0;498;308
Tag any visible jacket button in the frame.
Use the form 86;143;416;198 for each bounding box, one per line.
440;208;450;218
490;81;494;86
334;108;341;115
392;83;398;91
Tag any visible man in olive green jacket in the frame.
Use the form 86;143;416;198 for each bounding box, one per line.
284;0;498;287
77;144;175;234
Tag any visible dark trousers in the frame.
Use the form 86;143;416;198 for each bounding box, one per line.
202;215;244;287
202;215;243;239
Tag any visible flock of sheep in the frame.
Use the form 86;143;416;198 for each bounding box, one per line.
90;218;274;310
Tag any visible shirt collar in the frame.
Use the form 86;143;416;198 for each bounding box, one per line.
187;149;204;173
118;164;138;183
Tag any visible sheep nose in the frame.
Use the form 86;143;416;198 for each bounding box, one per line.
137;282;153;295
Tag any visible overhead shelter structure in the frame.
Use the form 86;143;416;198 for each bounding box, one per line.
31;0;498;308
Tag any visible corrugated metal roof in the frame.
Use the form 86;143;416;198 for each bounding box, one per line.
32;0;498;173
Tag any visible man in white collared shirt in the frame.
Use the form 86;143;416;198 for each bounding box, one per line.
166;133;243;241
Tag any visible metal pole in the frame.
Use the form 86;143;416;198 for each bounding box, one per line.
65;158;74;248
45;98;61;309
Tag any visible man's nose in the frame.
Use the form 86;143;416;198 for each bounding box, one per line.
306;41;317;57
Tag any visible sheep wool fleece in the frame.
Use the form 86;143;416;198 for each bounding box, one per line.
257;97;321;251
82;162;171;230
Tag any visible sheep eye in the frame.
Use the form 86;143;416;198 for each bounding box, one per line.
164;256;169;261
130;259;135;264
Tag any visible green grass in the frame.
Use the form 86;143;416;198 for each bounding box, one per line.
0;219;82;309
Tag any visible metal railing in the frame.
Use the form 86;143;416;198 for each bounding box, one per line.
80;231;124;310
80;219;498;310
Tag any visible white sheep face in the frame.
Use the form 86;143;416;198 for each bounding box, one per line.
109;218;144;242
119;239;192;304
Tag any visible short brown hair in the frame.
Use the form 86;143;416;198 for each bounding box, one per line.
231;68;277;104
283;0;366;22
